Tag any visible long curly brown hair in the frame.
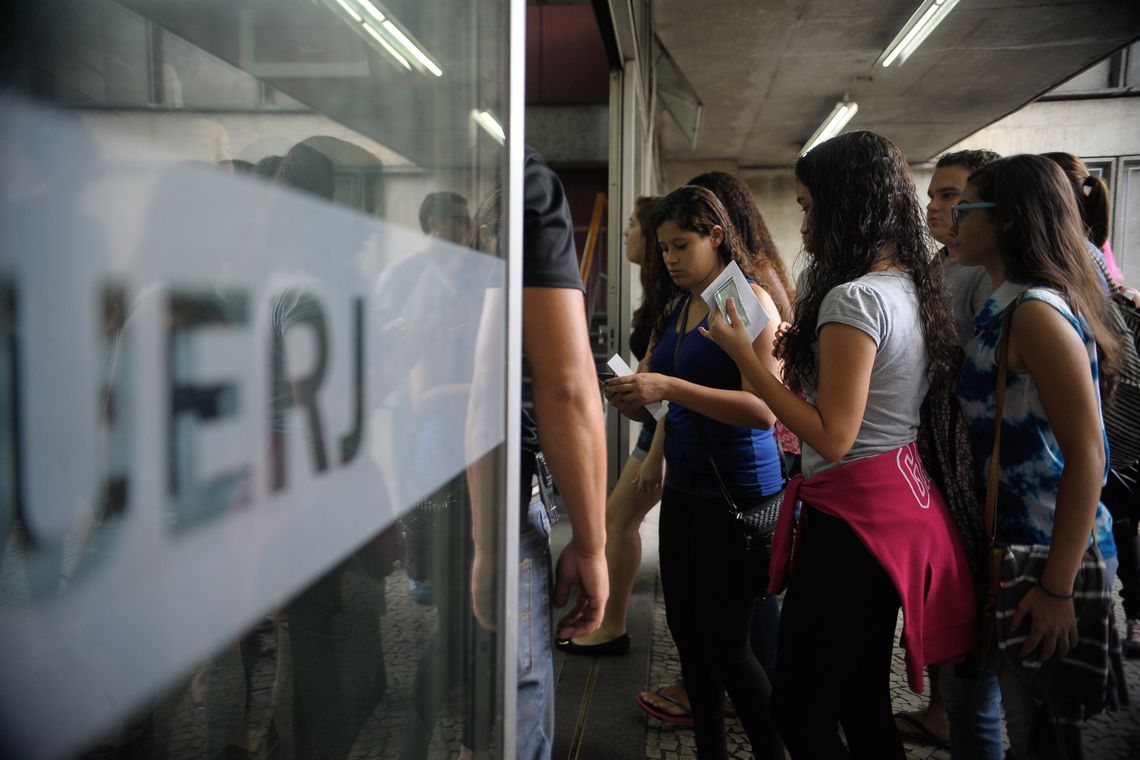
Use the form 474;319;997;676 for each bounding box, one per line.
969;154;1122;394
687;171;796;320
646;185;766;342
781;130;956;394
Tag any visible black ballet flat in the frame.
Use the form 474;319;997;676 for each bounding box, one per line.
554;633;631;656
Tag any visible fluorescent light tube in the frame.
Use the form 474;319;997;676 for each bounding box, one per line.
355;0;386;23
364;22;411;70
800;101;858;155
326;0;441;77
472;110;506;144
333;0;362;23
382;19;443;77
878;0;959;68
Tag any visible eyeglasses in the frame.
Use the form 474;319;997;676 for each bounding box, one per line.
950;202;997;228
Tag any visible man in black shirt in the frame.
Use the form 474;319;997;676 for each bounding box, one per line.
469;147;607;759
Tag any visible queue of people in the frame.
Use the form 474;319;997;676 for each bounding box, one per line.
543;130;1139;760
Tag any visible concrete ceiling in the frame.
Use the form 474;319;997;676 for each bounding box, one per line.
654;0;1140;167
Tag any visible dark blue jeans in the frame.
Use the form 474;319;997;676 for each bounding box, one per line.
516;499;554;760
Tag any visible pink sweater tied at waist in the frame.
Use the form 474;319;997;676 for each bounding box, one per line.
768;442;976;692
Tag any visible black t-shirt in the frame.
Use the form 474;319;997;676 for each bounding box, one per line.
520;146;583;501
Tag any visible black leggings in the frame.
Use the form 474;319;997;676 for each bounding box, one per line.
772;507;904;760
659;486;783;759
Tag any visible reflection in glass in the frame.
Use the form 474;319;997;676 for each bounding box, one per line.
0;0;511;757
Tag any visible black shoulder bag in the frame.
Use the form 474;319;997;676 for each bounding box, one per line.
674;294;786;567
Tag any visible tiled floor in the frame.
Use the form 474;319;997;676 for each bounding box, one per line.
635;504;1140;760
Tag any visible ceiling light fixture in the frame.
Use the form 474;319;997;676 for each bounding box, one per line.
356;0;386;23
363;22;411;70
472;110;506;144
381;19;443;77
332;0;362;23
800;100;858;155
324;0;443;77
877;0;960;68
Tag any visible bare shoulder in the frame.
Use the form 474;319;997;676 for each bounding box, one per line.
1009;297;1086;369
748;281;780;324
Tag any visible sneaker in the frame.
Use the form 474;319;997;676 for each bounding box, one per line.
1126;619;1140;659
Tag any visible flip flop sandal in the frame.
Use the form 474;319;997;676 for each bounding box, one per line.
635;684;694;727
894;711;951;749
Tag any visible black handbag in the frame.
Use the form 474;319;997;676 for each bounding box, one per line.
672;293;786;554
698;421;785;551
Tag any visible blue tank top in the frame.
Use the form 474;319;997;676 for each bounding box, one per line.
648;295;783;499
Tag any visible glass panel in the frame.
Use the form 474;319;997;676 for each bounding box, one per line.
1127;42;1140;88
1118;159;1140;280
0;1;513;758
1050;57;1114;93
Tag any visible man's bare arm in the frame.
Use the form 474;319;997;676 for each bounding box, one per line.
523;286;608;638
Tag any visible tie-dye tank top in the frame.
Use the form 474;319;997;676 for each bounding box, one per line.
955;281;1116;558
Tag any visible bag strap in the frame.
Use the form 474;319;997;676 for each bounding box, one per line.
984;291;1027;546
673;292;786;518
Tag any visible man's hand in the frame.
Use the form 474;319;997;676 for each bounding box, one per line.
552;536;609;639
1012;586;1078;662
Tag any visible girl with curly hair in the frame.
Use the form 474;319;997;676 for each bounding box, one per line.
705;130;976;759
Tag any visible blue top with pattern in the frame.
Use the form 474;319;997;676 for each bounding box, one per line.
955;281;1116;558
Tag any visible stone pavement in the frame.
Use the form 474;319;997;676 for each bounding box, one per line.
641;547;1140;760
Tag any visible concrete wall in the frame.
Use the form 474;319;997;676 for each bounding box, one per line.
660;96;1140;287
940;98;1140;159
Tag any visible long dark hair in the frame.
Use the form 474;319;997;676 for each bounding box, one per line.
1042;152;1112;249
782;130;956;393
969;154;1122;391
687;171;795;320
631;195;663;334
646;185;763;341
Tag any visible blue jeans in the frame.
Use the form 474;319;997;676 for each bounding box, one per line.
517;500;554;760
940;659;1003;760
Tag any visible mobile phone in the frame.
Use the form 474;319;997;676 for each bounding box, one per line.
597;369;618;382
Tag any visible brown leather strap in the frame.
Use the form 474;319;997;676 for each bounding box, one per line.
984;291;1028;545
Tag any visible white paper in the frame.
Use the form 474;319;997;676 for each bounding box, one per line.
606;354;669;421
700;260;769;341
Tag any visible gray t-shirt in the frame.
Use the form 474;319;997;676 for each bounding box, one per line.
943;254;994;349
802;272;931;478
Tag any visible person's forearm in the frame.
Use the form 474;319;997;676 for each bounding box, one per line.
1040;449;1105;596
467;450;498;555
534;385;607;556
732;351;852;462
646;418;665;463
663;374;775;429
